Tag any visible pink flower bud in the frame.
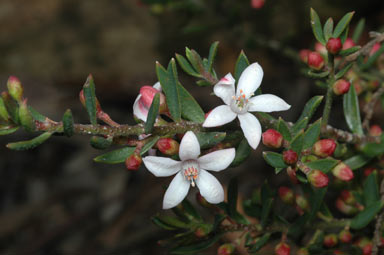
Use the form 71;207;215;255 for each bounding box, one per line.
287;166;299;184
307;52;325;70
339;229;352;243
283;150;298;165
139;85;167;113
342;38;356;50
308;170;329;188
7;76;23;102
335;198;358;215
278;186;295;204
262;129;283;148
156;138;179;156
363;167;376;177
275;242;290;255
315;42;327;55
297;248;309;255
313;139;336;157
333;79;351;95
340;190;355;205
369;125;382;136
326;38;343;54
299;49;311;63
217;243;235;255
323;233;338;248
125;153;142;170
370;42;381;56
251;0;265;9
194;224;210;238
332;162;354;181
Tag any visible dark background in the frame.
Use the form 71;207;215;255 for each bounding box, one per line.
0;0;383;254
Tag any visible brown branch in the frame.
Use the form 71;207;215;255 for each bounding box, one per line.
362;84;384;130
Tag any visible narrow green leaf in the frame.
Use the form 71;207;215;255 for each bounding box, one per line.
307;70;330;78
231;138;251;167
310;8;326;44
335;62;354;80
178;82;205;123
362;135;384;157
291;117;308;136
144;93;160;134
207;41;219;73
0;126;19;135
344;154;373;170
234;50;250;81
140;136;160;155
157;215;190;229
151;216;178;230
6;132;53;150
248;233;271;252
338;46;361;57
170;234;222;254
305;159;339;173
28;106;47;122
228;178;238;219
323;18;334;41
19;100;34;132
277;117;292;141
195;132;226;149
263;151;288;169
343;85;363;135
182;200;202;220
303;119;322;149
297;96;324;123
90;136;113;150
175;54;201;78
350;201;383;229
275;168;284;174
62;109;74;137
290;130;304;154
308;187;327;222
185;48;204;73
83;75;97;125
361;44;384;70
243;199;261;218
339;26;349;44
195;80;212;87
333;11;355;38
363;171;380;207
1;92;19;123
352;18;365;43
93;147;136;164
261;198;274;227
0;97;10;121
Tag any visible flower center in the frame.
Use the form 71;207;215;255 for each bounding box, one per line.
230;89;250;114
182;160;200;187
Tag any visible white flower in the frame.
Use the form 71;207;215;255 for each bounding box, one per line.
133;82;162;122
143;131;235;209
203;62;291;149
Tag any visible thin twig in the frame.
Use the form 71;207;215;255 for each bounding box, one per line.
372;179;384;255
346;32;384;62
362;85;384;130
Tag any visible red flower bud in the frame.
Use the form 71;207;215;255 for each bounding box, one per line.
370;42;381;56
194;224;211;238
262;129;283;148
332;162;354;181
363;167;376;177
7;76;23;102
287;167;299;184
275;242;290;255
307;170;329;188
278;186;295;204
313;139;336;157
340;190;355;205
283;150;298;165
297;248;309;255
339;229;352;243
326;38;343;54
308;52;325;70
299;49;311;63
355;238;372;255
335;198;358;215
139;86;167;113
125;153;142;170
251;0;265;9
315;42;327;55
369;125;382;136
333;79;351;95
217;243;235;255
342;38;356;50
323;233;338;248
156;138;179;156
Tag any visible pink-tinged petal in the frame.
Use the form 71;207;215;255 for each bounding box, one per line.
196;170;224;204
213;73;236;105
179;131;201;161
133;95;148;122
198;148;236;172
237;62;264;98
248;94;291;112
238;113;262;149
153;81;162;91
143;156;181;177
202;105;237;127
163;172;190;209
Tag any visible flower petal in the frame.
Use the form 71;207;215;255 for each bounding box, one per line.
202;105;237;127
153;81;162;91
237;62;264;98
163;172;190;209
179;131;201;161
198;148;236;172
133;95;148;122
143;156;181;177
196;170;224;204
248;94;291;112
213;73;235;105
238;113;262;149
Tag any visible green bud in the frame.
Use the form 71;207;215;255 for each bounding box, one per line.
7;76;23;102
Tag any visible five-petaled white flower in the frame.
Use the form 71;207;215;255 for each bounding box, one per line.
143;131;235;209
203;62;291;149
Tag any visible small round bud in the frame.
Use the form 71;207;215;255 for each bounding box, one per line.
312;139;336;157
275;242;290;255
333;79;351;95
278;186;295;204
156;138;180;156
297;248;309;255
326;38;343;54
295;194;309;211
307;52;325;70
340;190;355;205
315;42;327;55
323;233;338;248
299;49;311;63
332;162;354;181
339;229;352;243
342;38;356;50
369;125;382;136
355;238;373;255
307;170;329;188
217;243;235;255
194;224;211;238
7;76;23;102
251;0;265;9
335;198;358;215
125;153;142;170
283;150;298;165
262;129;283;148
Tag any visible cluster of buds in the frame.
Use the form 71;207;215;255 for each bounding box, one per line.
275;242;290;255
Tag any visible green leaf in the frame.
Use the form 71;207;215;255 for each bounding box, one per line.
195;132;226;149
243;199;261;218
263;151;287;169
291;117;308;136
83;74;97;125
277;117;292;141
0;125;19;135
28;106;47;122
323;18;334;41
182;200;202;220
343;85;363;135
231;138;251;167
170;234;222;254
207;41;219;73
310;8;326;44
178;82;205;123
344;154;373;170
90;136;112;150
338;46;361;57
62;109;74;137
1;92;19;124
307;70;329;78
352;18;365;43
185;47;204;73
175;54;201;78
297;96;324;123
290;130;304;154
340;26;349;44
234;50;250;81
305;159;339;173
335;62;354;80
0;97;10;121
361;44;384;71
261;198;274;227
350;201;384;229
156;60;181;122
140;136;160;155
303;119;322;149
195;80;212;87
228;178;238;219
151;216;178;230
144;93;160;134
6;132;53;150
93;147;136;164
333;11;355;38
308;187;327;222
248;233;271;252
19;100;34;132
288;213;309;239
363;171;380;207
